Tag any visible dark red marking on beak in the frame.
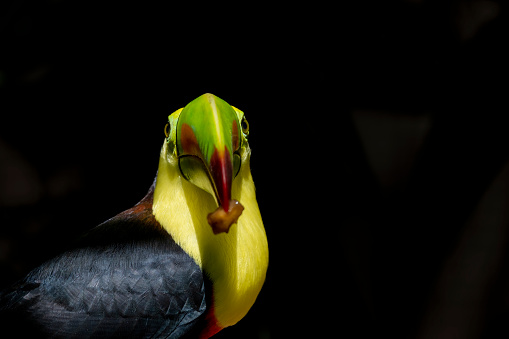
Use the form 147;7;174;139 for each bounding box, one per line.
180;123;202;157
232;119;239;151
209;146;232;212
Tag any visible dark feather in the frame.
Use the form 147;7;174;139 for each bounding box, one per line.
0;188;211;338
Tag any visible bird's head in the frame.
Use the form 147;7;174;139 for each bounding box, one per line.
154;94;268;328
163;93;250;233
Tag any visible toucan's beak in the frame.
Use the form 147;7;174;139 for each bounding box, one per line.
176;93;240;213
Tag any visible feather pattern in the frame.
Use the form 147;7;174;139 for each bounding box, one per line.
0;187;211;338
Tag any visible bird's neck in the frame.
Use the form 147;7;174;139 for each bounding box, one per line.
152;142;268;329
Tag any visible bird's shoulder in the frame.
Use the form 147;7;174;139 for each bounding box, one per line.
0;197;210;338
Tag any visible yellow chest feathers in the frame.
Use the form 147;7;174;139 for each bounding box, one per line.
152;142;269;328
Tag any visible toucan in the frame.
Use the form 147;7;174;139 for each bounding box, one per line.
0;93;269;338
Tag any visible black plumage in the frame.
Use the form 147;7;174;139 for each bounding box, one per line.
0;187;211;338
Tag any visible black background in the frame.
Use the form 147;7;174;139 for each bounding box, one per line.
1;1;508;338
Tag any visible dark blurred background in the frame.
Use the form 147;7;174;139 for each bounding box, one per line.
1;0;508;338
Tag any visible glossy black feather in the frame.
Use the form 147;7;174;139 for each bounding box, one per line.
0;190;210;338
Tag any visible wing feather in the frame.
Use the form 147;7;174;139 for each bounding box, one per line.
0;202;210;338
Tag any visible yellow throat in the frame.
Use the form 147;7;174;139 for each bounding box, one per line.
152;110;268;328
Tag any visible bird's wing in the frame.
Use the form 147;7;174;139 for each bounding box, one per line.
0;204;209;338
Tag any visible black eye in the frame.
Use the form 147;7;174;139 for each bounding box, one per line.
164;122;171;138
241;117;249;135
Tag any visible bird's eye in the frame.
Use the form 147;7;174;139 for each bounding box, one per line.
164;122;171;138
241;117;249;135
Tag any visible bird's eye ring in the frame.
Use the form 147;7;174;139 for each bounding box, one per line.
164;123;170;138
241;117;249;135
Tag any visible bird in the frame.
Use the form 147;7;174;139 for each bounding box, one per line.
0;93;269;338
